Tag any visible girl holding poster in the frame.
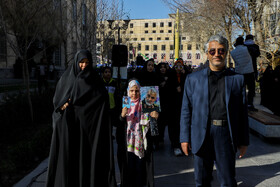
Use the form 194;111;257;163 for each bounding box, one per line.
118;79;158;187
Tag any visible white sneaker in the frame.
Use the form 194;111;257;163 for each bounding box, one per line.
174;148;183;156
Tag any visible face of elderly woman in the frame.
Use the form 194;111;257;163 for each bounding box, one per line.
129;85;140;100
79;58;89;71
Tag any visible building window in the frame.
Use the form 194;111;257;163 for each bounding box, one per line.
160;30;164;33
153;45;157;50
149;38;153;41
153;53;157;59
187;52;192;59
130;31;133;34
165;37;169;40
157;37;161;40
170;45;174;50
196;44;200;50
145;23;148;28
168;22;172;27
153;23;156;27
138;44;141;50
180;45;183;50
187;44;192;50
160;22;164;27
161;45;166;51
133;38;137;41
182;37;186;40
161;53;166;59
129;45;133;51
168;30;172;33
54;47;61;66
0;33;7;61
141;38;145;41
170;53;174;59
153;30;156;33
196;53;201;59
145;45;149;50
145;30;148;33
130;23;133;28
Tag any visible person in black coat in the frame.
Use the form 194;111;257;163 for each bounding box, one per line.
272;64;280;116
136;58;160;87
46;50;116;187
172;59;189;156
156;62;178;149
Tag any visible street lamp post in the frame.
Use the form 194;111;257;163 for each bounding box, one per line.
107;19;131;95
107;19;130;45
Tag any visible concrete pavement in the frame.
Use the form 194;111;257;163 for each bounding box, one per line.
14;128;280;187
14;94;280;187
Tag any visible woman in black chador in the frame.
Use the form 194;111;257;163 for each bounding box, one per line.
46;50;116;187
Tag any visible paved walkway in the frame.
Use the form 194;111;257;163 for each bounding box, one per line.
14;94;280;187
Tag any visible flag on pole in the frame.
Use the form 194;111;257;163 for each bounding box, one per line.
140;52;149;60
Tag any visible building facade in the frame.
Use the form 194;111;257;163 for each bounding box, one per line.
264;0;280;58
97;16;206;66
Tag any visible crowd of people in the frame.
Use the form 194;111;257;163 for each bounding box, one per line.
44;33;279;187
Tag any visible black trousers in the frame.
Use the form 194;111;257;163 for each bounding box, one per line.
244;73;255;106
194;123;237;187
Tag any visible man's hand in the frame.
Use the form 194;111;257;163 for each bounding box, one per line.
238;146;248;158
181;142;191;156
150;111;159;120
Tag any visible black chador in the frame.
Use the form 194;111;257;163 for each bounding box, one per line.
46;50;116;187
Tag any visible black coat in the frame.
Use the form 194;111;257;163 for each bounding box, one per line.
46;50;116;187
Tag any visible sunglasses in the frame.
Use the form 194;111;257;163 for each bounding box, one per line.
208;48;226;56
147;94;156;100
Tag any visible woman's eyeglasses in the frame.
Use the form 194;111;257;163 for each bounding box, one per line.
208;48;226;56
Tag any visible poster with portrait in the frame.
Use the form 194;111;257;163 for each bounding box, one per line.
140;86;161;113
122;96;131;108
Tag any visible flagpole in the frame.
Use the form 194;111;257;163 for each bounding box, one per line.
174;9;180;60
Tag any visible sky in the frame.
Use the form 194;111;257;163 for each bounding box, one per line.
123;0;173;20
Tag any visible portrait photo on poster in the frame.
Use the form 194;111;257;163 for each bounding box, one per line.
122;96;131;108
140;86;161;113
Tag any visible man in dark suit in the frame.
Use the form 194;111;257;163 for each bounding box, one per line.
180;35;249;187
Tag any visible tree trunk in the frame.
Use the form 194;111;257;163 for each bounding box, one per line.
22;57;34;123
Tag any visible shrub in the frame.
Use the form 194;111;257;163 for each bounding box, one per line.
0;89;54;187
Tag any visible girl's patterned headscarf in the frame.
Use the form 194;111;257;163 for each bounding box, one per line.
126;79;149;158
127;79;140;98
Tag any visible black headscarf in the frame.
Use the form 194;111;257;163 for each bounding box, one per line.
46;50;117;187
53;49;94;112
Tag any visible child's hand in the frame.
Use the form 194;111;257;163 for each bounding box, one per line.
121;107;128;118
177;86;181;93
150;111;159;120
